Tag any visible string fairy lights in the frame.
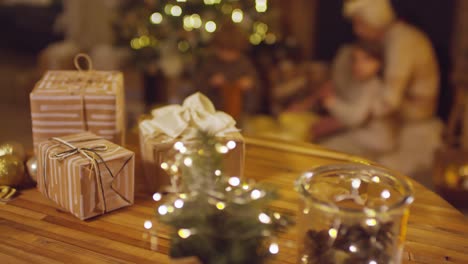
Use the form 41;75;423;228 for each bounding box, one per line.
204;21;217;33
269;242;279;254
256;0;268;12
125;0;276;52
150;12;163;24
231;9;244;23
151;130;292;262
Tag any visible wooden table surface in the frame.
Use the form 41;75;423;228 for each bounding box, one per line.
1;137;467;263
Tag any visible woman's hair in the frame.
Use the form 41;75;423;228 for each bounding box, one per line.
354;41;383;62
211;21;248;52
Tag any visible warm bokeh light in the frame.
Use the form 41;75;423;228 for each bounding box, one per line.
158;205;168;215
183;157;193;166
216;202;226;210
183;16;193;31
251;189;261;200
144;220;153;229
171;5;182;16
328;228;338;238
232;9;244;23
164;4;173;15
349;244;358;253
255;22;268;34
269;243;279;254
130;38;141;49
255;0;267;12
227;140;237;149
174;199;184;208
150;12;163;24
174;141;184;150
258;213;271;224
152;192;162;201
215;143;229;153
205;21;217;33
228;176;240;186
249;33;262;45
351;178;361;189
366;218;377;227
178;228;192;239
204;0;216;5
191;14;202;28
381;189;391;199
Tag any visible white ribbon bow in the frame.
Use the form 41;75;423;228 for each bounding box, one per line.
140;92;239;139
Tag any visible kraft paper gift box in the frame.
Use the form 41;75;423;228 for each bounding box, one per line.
37;132;135;220
139;92;245;193
30;54;126;153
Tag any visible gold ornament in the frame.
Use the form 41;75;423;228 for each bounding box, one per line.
26;156;38;182
0;185;17;202
0;155;25;187
0;142;26;161
444;164;460;188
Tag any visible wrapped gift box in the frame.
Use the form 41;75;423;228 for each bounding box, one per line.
30;59;125;153
37;132;135;220
139;93;244;192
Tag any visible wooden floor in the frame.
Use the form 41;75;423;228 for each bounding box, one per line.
0;137;467;263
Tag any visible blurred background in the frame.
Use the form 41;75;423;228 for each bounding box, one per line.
1;0;468;211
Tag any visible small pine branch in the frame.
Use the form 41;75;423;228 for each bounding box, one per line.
157;129;293;264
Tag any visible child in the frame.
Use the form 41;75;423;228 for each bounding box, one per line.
194;22;259;122
316;41;396;157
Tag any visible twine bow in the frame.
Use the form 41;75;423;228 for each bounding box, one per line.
43;137;119;215
74;53;93;71
63;53;95;131
50;138;108;161
66;53;108;131
139;92;239;140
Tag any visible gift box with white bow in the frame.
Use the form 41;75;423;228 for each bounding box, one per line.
138;93;244;192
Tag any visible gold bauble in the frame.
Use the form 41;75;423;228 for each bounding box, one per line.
0;142;26;161
0;186;17;201
444;164;459;188
0;155;25;187
26;156;38;182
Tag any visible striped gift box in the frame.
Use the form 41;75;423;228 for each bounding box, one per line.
37;132;135;220
30;70;126;153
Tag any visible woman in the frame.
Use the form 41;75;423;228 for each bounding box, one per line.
321;0;442;174
340;0;440;121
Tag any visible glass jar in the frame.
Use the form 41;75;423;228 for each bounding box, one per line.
296;164;414;264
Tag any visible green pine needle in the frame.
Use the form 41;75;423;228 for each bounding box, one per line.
157;129;293;264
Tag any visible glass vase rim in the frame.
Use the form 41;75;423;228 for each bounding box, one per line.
296;163;414;214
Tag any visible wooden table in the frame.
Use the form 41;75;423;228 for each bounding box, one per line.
0;137;467;263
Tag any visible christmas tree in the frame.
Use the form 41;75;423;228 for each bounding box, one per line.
114;0;280;71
